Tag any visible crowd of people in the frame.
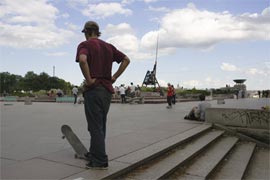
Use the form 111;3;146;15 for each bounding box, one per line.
113;82;141;103
50;82;211;123
258;90;270;98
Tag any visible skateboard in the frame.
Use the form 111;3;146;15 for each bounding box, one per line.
61;124;88;160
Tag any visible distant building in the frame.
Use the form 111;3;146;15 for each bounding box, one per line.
233;79;247;91
233;79;247;98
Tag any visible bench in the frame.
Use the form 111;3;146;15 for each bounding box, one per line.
56;96;75;103
3;96;17;102
217;99;225;104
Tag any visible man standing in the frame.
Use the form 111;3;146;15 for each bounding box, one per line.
129;82;136;98
72;86;78;104
119;84;126;103
76;21;130;169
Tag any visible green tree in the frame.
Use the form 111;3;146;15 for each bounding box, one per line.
0;72;22;94
22;71;38;91
1;71;75;96
37;72;50;90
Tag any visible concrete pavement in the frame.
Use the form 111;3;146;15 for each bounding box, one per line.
0;98;269;179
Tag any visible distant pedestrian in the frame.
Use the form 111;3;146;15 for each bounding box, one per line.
172;85;176;105
135;85;141;97
72;86;78;104
129;82;136;98
119;84;126;103
57;89;63;97
166;83;173;109
76;21;130;169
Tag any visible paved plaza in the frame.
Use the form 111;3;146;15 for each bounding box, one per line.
0;98;269;179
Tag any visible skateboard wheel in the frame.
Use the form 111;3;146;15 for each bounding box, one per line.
62;135;65;139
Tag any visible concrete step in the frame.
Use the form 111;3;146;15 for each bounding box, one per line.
116;129;224;180
171;136;239;179
210;142;256;180
64;125;213;180
105;125;213;179
243;147;270;180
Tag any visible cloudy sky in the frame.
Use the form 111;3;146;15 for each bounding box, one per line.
1;0;269;90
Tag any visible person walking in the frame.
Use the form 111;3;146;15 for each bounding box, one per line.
75;21;130;169
166;83;173;109
72;86;78;104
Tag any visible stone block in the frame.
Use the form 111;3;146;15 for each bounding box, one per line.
206;108;270;129
217;99;225;104
24;97;32;105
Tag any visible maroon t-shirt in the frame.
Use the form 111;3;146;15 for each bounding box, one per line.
76;38;126;93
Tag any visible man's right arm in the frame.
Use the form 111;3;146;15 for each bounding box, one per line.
112;56;130;83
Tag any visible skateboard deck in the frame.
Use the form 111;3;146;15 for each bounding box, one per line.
61;124;88;159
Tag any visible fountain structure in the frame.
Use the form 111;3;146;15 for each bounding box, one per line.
233;79;247;98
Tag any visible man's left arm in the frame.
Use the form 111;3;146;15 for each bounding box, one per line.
112;56;130;83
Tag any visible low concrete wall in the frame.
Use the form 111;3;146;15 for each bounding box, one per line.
206;108;270;129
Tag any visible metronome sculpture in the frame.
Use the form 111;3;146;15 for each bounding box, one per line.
142;60;160;88
141;30;163;96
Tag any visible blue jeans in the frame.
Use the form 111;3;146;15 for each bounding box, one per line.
83;86;112;165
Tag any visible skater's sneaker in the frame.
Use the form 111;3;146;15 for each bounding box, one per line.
85;161;108;170
166;106;172;109
84;152;92;161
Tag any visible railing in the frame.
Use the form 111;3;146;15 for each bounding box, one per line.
56;96;75;103
3;96;17;102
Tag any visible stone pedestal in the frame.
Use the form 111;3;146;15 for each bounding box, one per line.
24;97;32;105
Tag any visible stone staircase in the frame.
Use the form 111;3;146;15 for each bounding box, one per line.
67;124;269;180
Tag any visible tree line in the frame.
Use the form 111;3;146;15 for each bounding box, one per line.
0;71;73;95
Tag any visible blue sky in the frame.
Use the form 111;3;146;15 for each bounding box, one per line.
1;0;269;90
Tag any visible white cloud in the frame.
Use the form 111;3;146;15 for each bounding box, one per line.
0;0;75;49
183;80;200;88
141;3;270;50
121;0;135;5
66;0;88;9
220;62;269;78
65;22;79;31
82;3;132;19
265;61;270;68
246;68;268;76
221;63;239;72
45;52;68;57
181;77;225;89
262;7;270;16
104;23;134;36
148;6;170;13
104;23;154;61
144;0;158;3
107;34;139;53
0;0;58;24
158;79;168;87
61;13;70;19
204;77;223;88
